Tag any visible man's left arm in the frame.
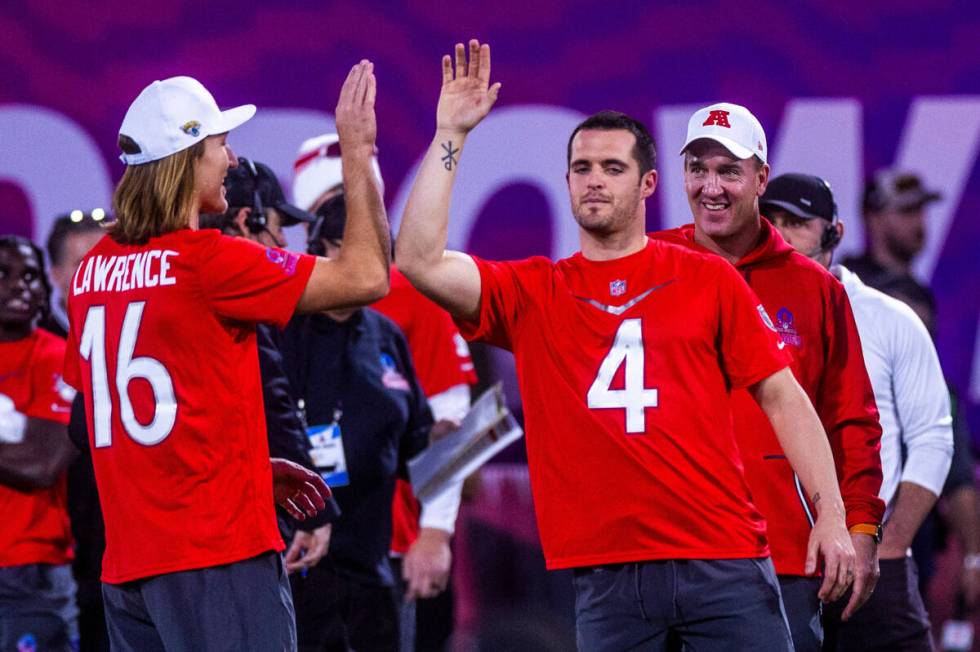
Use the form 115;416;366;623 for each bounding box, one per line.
820;283;885;528
878;303;953;558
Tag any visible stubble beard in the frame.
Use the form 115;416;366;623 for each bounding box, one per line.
573;189;641;237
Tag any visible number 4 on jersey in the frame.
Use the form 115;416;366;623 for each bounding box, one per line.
587;318;658;433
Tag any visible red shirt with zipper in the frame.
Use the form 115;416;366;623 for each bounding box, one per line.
651;221;884;576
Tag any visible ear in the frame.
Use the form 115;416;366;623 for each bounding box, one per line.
640;169;658;199
232;207;250;237
836;218;845;241
756;162;770;196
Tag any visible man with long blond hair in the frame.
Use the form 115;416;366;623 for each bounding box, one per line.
62;63;390;651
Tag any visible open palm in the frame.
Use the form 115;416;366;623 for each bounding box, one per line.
437;39;502;133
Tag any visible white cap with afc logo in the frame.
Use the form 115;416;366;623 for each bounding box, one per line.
680;102;767;164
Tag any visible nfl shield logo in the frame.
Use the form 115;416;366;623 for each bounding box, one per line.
610;280;627;296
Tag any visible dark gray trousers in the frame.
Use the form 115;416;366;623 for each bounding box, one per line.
778;575;823;652
822;556;933;652
573;558;793;652
101;552;295;652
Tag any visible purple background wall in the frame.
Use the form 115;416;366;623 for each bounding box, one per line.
2;0;980;437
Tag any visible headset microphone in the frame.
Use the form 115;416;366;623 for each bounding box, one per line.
240;157;268;236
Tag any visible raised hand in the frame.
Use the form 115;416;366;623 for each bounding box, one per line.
335;60;377;151
437;39;502;134
270;457;331;521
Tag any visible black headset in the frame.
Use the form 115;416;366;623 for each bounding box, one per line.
817;177;842;252
306;213;327;257
239;157;268;235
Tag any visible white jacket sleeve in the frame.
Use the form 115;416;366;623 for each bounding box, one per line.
892;301;953;496
418;383;471;533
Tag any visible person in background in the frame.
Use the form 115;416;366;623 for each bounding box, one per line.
42;211;107;338
763;172;953;651
0;235;78;652
294;132;476;651
282;194;455;652
42;210;111;651
841;170;941;295
881;275;980;621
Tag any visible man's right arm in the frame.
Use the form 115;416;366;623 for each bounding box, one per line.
395;40;501;320
297;60;390;313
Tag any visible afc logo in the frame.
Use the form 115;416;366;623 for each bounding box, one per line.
702;110;731;128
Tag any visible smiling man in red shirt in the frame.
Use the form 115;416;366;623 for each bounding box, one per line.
652;102;885;652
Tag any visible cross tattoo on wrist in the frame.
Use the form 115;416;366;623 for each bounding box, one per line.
441;141;459;171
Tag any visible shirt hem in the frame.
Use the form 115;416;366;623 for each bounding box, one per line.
101;539;284;585
545;546;770;571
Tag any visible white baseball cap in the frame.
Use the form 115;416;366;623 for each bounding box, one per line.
680;102;767;164
118;76;255;165
292;133;384;211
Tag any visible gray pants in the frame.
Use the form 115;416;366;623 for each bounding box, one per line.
0;563;78;652
573;558;793;652
778;575;823;652
822;556;933;652
101;552;296;652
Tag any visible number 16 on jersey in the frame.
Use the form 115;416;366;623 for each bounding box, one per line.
587;318;659;434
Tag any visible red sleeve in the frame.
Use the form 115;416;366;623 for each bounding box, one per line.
29;333;73;425
410;306;477;396
818;279;885;527
714;261;792;388
198;236;316;329
452;255;543;352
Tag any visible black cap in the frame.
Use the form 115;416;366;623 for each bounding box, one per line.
760;173;837;222
224;159;315;227
863;169;941;214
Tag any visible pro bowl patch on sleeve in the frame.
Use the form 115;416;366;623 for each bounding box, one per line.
265;247;299;276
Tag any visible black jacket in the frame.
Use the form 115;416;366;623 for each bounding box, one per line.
282;308;432;587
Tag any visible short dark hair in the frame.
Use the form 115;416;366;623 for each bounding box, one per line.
0;235;52;323
46;212;107;266
198;207;240;234
567;111;656;176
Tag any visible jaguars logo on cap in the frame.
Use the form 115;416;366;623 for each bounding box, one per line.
180;120;201;137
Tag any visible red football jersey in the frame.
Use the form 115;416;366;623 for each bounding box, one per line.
653;223;884;575
63;230;315;583
0;328;74;567
455;239;791;569
374;266;477;554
